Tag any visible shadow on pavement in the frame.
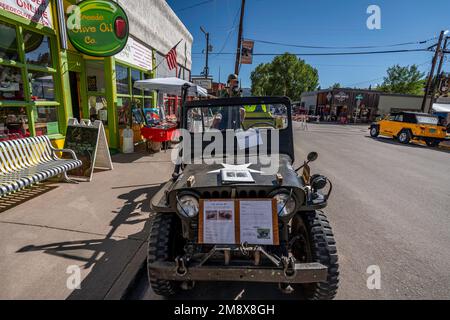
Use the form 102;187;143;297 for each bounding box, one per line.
16;184;163;299
0;184;58;213
367;135;450;154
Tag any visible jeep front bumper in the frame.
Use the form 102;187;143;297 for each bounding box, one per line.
148;261;328;284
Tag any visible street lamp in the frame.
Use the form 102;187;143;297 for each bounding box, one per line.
200;26;210;78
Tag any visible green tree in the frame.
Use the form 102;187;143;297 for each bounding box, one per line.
377;64;425;95
329;82;341;89
250;53;319;100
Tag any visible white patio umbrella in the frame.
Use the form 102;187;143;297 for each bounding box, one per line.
133;77;208;97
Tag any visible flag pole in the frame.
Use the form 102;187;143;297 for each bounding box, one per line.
151;39;183;73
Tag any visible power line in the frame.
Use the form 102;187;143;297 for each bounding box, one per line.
344;60;432;87
250;37;437;50
173;0;214;13
193;48;430;56
211;5;241;58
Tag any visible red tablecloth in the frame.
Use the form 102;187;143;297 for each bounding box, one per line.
141;125;177;143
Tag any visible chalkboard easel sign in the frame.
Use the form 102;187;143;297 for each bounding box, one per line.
64;119;113;181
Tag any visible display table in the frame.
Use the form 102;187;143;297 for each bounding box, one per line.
141;123;177;142
140;123;178;151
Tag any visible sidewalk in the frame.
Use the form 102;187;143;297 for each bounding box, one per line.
0;151;174;299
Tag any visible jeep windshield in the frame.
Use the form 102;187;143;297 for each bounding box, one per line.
186;104;288;132
181;97;295;163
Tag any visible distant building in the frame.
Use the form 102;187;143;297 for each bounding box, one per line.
241;88;252;97
299;88;431;123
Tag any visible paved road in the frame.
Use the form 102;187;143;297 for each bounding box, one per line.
128;123;450;300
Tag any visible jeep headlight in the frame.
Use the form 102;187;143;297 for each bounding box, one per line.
273;192;296;217
177;195;199;218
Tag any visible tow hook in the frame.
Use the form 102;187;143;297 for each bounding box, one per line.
282;256;297;279
175;256;188;277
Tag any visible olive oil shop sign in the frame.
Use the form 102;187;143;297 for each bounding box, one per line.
66;0;129;57
0;0;53;27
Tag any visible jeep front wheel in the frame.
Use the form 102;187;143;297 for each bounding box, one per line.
370;125;379;137
398;129;411;144
147;213;184;296
291;211;339;300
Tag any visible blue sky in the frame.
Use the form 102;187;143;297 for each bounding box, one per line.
167;0;450;89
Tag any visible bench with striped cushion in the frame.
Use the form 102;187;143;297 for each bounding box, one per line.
0;136;82;197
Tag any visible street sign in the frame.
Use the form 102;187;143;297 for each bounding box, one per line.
192;78;212;90
66;0;129;57
356;94;364;100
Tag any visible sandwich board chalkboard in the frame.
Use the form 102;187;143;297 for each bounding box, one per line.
64;119;113;181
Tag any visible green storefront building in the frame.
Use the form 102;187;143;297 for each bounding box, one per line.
0;0;192;151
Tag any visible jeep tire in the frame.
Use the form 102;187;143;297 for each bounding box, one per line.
370;125;379;137
398;129;411;144
291;211;339;300
147;213;183;296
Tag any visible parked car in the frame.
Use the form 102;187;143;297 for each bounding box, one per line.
369;111;448;147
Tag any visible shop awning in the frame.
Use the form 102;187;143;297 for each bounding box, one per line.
134;77;208;97
432;103;450;113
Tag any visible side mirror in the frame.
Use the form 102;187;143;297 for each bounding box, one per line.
307;151;318;162
294;151;318;172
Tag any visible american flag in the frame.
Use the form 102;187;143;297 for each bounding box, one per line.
165;41;180;70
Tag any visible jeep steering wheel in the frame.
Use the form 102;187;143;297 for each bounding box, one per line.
246;122;277;129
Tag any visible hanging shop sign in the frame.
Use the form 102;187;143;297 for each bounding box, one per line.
115;36;153;70
0;0;53;28
240;40;254;64
66;0;129;57
438;75;449;96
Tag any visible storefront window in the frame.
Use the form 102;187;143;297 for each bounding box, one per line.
116;64;129;94
34;106;59;136
0;21;19;61
0;107;29;139
144;98;153;108
0;21;62;141
117;97;131;125
131;98;144;124
86;61;106;93
0;65;24;100
29;71;55;101
23;31;52;67
131;69;141;95
88;96;108;124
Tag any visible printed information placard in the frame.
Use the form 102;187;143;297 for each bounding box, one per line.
199;199;279;245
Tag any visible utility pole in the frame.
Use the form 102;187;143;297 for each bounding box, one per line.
234;0;246;76
428;36;449;112
421;30;448;112
200;26;210;78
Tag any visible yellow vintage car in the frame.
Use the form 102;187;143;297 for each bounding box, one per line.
369;111;448;147
241;104;284;130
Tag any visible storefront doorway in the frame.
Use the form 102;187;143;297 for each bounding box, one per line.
69;71;81;121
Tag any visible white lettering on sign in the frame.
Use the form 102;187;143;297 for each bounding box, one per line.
115;36;153;71
0;0;53;28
